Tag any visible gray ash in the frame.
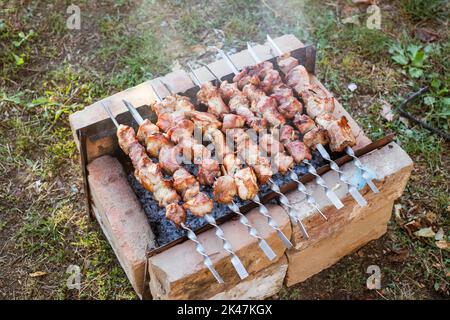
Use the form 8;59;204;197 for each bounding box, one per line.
127;149;327;247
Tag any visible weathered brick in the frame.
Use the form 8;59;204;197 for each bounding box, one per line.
88;155;155;298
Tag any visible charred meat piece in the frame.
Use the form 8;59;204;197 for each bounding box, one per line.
304;95;335;119
236;133;259;166
271;84;294;105
187;110;222;131
136;119;160;140
285;140;312;163
256;97;286;127
272;152;294;175
277;53;299;75
316;115;356;152
136;119;173;158
260;133;284;156
193;143;211;164
222;153;242;176
243;84;266;112
252;156;273;184
117;125;138;155
279;124;299;144
174;95;195;114
219;80;240;102
249;61;273;79
286;65;311;94
151;95;177;117
198;158;220;186
222;113;246;130
159;146;181;175
293;114;316;134
277;96;303;119
156;110;187;133
233;68;260;90
229;95;268;132
261;69;283;93
234;167;258;200
173;168;199;200
165;203;186;228
144;133;173;158
206;128;232;162
166;119;194;144
183;192;214;217
303;127;329;149
213;175;238;204
197;82;230;118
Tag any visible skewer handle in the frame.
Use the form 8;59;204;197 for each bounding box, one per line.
217;49;240;75
228;202;277;261
303;160;344;210
289;169;328;221
123;100;144;126
316;144;367;207
252;195;293;249
345;147;379;193
101;101;120;128
269;179;310;240
181;223;224;284
204;214;249;280
266;34;283;56
247;42;262;63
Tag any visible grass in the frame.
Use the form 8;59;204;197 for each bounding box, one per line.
0;0;448;299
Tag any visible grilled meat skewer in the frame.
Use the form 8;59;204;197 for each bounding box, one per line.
102;101;224;283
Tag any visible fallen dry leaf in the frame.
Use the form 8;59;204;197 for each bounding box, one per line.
435;227;444;241
435;240;448;250
424;211;437;224
29;271;48;277
191;44;207;55
415;27;439;43
380;100;394;122
394;203;404;224
389;248;409;262
414;227;435;238
404;219;422;235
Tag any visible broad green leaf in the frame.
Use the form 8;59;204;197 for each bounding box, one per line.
12;53;24;66
27;97;48;108
407;44;422;60
431;79;441;90
424;96;435;106
441;97;450;107
412;50;428;67
408;67;423;78
392;54;408;65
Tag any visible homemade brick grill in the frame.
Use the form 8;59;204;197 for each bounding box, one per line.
69;35;413;299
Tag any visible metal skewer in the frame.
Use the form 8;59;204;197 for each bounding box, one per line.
180;222;224;283
288;169;328;221
248;40;348;209
123;98;247;281
199;62;293;249
187;63;278;260
316;144;367;207
345;146;379;193
217;48;310;239
103;100;224;283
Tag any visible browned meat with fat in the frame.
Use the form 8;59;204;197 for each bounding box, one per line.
285;140;312;163
183;192;214;217
213;175;238;204
234;167;258;200
198;158;220;186
165;203;186;227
